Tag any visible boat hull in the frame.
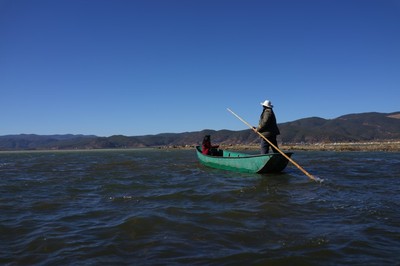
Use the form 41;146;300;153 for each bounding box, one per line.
195;146;292;174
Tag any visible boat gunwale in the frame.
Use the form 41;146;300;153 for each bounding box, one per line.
195;146;293;159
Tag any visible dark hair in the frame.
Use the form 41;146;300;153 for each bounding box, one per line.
203;135;210;144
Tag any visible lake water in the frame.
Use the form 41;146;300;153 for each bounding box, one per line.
0;149;399;265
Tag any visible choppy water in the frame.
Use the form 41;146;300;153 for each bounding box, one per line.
0;149;399;265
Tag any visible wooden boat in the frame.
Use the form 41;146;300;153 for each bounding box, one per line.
195;146;293;174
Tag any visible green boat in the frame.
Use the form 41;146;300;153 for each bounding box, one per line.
195;146;293;174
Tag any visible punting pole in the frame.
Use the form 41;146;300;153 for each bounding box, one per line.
227;108;321;182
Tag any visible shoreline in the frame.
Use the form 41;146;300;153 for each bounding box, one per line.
281;141;400;152
161;141;400;152
1;141;400;152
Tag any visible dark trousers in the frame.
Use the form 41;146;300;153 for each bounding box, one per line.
261;135;278;154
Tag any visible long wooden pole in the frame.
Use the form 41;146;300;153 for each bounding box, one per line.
227;108;319;182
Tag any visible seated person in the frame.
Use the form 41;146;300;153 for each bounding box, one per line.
202;135;220;155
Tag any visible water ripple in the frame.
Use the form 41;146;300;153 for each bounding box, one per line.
0;150;399;265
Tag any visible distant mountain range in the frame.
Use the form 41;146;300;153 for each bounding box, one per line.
1;111;399;150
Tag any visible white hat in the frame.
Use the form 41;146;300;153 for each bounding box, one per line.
260;100;273;108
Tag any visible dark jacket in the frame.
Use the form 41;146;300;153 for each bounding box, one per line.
257;107;280;137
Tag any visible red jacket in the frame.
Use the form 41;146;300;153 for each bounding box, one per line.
202;140;219;155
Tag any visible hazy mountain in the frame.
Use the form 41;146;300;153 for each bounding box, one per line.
0;134;96;150
279;112;400;143
1;111;399;150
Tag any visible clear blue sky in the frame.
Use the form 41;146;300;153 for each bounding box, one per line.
1;0;399;137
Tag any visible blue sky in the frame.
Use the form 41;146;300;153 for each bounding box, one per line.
1;0;399;137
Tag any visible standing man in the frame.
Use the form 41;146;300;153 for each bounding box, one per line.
256;100;280;154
